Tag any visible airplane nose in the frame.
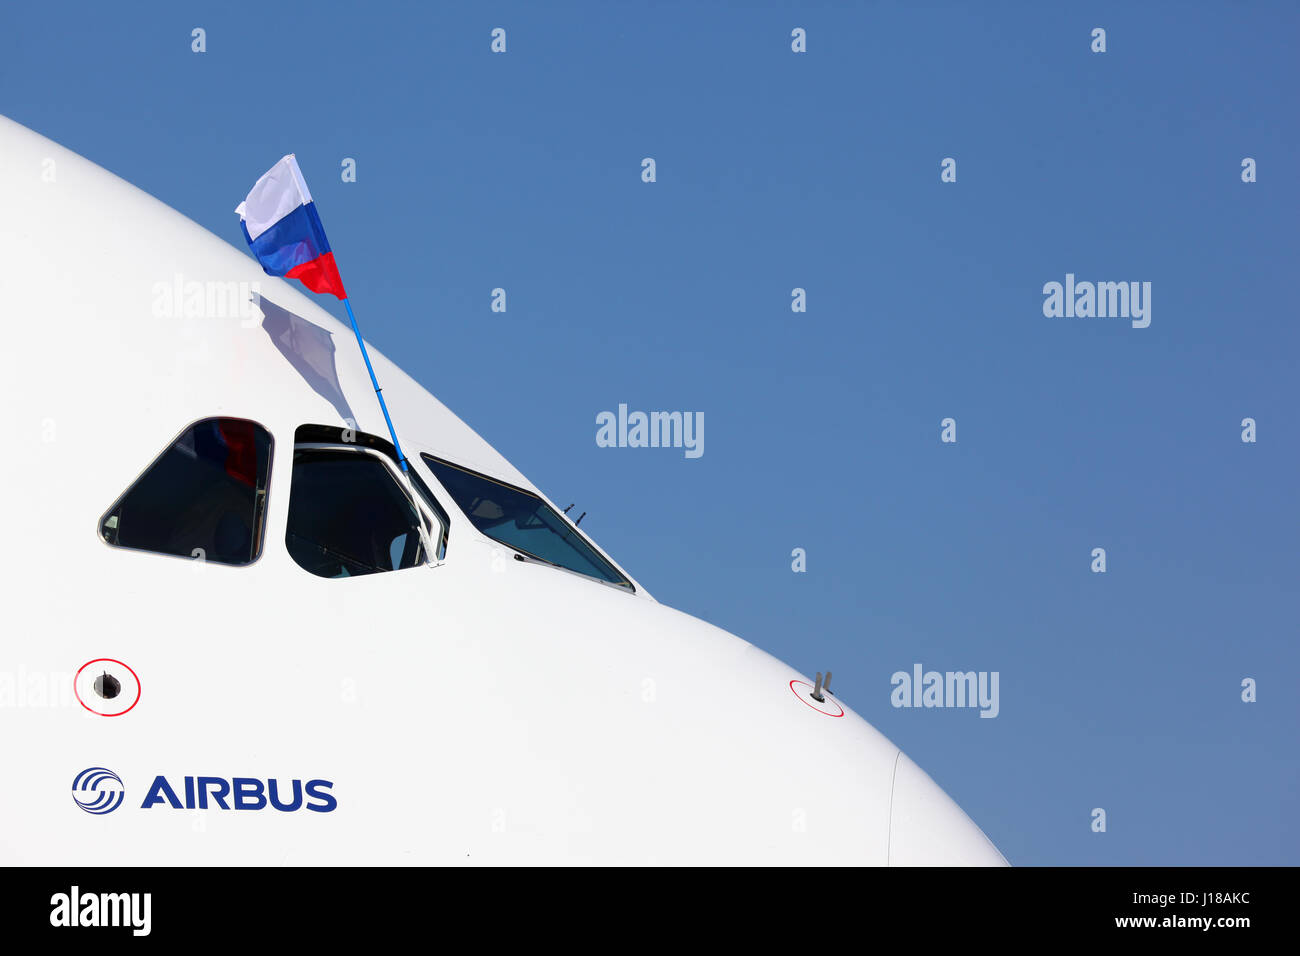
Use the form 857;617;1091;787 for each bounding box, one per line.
887;752;1008;866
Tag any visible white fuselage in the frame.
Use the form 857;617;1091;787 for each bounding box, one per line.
0;114;1005;865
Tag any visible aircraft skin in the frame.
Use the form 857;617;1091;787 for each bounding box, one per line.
0;114;1007;865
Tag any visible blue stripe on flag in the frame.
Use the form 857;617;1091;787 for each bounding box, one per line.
244;202;333;277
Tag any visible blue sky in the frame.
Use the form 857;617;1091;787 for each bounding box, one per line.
5;1;1297;865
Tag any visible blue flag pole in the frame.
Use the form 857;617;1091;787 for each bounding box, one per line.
341;296;409;474
339;292;436;564
237;154;412;476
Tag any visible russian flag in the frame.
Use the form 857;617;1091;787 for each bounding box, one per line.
236;155;346;299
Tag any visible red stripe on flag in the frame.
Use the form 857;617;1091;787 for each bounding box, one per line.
286;252;347;299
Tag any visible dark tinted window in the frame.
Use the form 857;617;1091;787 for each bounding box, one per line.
100;418;273;566
422;455;630;588
292;423;450;559
286;449;425;578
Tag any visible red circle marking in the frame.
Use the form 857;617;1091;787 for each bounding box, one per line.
790;679;844;717
74;658;141;717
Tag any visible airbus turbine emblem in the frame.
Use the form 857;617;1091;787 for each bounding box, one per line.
71;767;125;815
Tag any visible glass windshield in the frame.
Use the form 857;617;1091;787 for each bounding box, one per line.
100;417;273;567
422;455;631;589
286;449;426;579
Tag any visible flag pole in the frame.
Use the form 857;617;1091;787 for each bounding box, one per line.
340;296;409;474
238;153;432;556
339;292;439;563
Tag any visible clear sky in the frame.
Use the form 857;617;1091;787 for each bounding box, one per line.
5;1;1296;865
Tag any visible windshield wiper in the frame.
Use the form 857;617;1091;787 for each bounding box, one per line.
499;542;563;570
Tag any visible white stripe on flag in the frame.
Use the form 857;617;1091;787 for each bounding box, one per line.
235;154;313;242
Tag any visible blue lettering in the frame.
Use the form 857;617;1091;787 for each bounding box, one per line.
196;776;230;810
232;777;267;810
136;774;334;812
267;778;302;812
140;775;183;810
305;779;337;813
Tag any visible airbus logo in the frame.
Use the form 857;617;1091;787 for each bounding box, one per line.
71;767;125;815
140;775;336;812
71;769;337;813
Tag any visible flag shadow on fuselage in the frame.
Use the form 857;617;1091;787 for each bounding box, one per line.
258;295;357;427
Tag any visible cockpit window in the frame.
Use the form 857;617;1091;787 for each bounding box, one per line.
286;448;429;578
99;417;273;566
421;454;631;589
